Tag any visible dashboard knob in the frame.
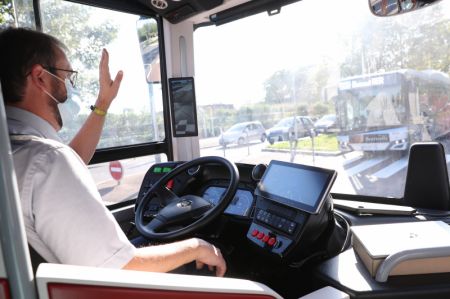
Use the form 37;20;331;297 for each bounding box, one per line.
187;165;201;176
252;163;267;181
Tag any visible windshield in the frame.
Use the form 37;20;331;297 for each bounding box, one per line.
195;0;450;200
337;85;403;131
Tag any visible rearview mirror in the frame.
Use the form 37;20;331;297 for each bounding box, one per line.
369;0;442;17
136;17;161;83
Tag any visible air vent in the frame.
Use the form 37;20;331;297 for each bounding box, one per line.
151;0;168;10
166;4;195;23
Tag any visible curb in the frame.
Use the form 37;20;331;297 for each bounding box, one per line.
262;148;343;157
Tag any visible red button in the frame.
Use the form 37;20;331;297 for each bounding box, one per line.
257;232;265;239
251;229;259;237
267;237;276;246
166;179;174;189
262;235;269;243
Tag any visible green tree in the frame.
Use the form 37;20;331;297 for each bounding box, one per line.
314;61;331;101
407;6;450;74
0;0;14;26
293;66;321;105
297;105;308;116
263;64;329;111
340;4;450;77
264;70;292;104
311;102;329;116
137;20;157;42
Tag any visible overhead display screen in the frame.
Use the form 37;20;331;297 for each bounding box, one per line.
255;160;337;214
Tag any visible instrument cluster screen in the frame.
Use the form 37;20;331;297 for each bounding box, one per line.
203;186;253;217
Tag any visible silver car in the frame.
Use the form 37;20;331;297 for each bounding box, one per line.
267;116;315;144
219;121;266;146
314;114;337;133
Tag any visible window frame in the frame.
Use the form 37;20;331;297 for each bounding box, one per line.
34;0;174;164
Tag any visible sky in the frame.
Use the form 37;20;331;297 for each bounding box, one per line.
193;0;368;108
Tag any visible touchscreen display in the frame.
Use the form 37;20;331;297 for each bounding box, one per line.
256;161;336;214
169;77;198;137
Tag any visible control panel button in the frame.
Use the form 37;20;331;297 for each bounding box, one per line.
267;237;277;246
255;209;299;235
256;210;264;220
287;222;296;234
257;232;265;239
262;235;269;243
251;229;259;237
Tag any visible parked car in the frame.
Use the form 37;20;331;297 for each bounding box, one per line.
219;121;266;146
314;114;337;133
266;116;315;144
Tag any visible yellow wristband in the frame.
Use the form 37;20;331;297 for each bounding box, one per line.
90;105;107;116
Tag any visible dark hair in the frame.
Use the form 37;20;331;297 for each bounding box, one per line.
0;27;66;103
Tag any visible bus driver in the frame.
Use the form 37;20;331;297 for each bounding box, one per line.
0;27;226;277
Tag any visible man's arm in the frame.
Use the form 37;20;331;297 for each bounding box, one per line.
69;49;123;164
123;238;227;277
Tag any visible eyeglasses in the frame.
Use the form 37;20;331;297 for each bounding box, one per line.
44;66;78;88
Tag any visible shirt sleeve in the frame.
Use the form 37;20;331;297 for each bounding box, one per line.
31;145;136;268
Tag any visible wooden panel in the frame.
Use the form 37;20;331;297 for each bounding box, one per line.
48;283;276;299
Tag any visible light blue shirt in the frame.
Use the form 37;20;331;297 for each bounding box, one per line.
7;106;62;142
7;106;135;268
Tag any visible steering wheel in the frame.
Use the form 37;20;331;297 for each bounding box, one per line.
135;156;239;241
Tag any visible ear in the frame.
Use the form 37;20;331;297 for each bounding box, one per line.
29;64;50;90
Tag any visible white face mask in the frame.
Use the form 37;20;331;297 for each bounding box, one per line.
42;70;81;126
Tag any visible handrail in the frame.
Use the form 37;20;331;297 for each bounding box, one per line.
376;246;450;282
0;85;37;299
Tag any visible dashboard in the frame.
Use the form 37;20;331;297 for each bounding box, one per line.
133;159;450;299
136;161;257;218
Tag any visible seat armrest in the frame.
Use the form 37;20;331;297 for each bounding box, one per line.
36;263;282;299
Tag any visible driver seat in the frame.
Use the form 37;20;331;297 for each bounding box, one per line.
29;244;47;274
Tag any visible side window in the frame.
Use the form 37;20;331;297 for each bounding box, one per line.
0;0;15;27
40;0;165;148
305;118;313;128
88;154;167;206
1;0;35;28
40;0;165;204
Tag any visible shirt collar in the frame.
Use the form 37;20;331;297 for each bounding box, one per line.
6;106;62;142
